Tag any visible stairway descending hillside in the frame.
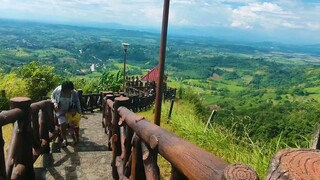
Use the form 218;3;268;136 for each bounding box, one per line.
34;113;113;180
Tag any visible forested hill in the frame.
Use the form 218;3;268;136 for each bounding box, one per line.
0;19;319;77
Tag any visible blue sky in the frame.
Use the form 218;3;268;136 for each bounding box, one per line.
0;0;320;44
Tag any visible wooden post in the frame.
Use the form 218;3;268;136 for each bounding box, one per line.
31;108;41;158
41;101;53;152
168;99;174;120
105;94;114;150
204;110;216;133
170;165;187;180
113;97;130;153
111;134;119;180
8;97;34;179
0;129;6;179
120;126;126;160
124;125;134;178
46;101;55;134
141;141;160;180
104;93;114;133
100;91;104;111
130;134;138;180
89;94;94;112
124;154;132;178
130;134;145;180
30;100;53;157
0;108;25;179
77;89;84;113
113;97;130;179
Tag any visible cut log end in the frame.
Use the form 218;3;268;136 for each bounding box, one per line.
223;163;259;180
10;97;31;109
10;97;31;103
266;148;320;180
115;96;129;101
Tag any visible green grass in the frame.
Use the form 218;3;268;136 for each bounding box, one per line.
138;100;285;179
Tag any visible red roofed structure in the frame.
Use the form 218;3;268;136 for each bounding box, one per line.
141;67;167;83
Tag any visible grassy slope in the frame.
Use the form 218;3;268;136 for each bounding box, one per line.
138;100;283;179
3;125;12;150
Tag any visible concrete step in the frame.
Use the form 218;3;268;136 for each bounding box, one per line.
35;151;113;180
34;113;114;179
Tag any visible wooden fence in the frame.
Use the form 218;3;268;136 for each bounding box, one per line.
0;93;319;179
0;98;56;179
103;96;320;180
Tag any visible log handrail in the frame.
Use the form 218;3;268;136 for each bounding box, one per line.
0;98;56;179
104;97;258;180
118;107;258;180
1;91;319;179
1;97;35;179
0;108;24;126
103;94;320;179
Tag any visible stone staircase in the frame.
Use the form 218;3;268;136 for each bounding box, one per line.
35;113;113;180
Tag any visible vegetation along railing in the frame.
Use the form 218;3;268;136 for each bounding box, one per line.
0;92;319;179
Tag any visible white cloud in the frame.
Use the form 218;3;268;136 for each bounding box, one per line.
231;2;303;30
281;22;302;29
0;0;319;43
228;0;320;33
0;0;165;26
250;2;282;12
171;0;196;5
177;19;191;25
231;20;252;29
306;22;320;31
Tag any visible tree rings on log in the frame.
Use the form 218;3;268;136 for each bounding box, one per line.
223;163;259;180
266;148;320;180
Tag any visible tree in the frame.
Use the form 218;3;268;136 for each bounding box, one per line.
16;61;60;101
98;71;122;92
0;73;27;99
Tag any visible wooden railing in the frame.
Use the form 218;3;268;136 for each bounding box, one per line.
0;89;157;178
0;97;56;179
103;96;259;180
103;96;320;180
0;93;319;179
77;90;103;113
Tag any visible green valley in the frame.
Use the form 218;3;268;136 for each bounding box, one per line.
1;19;320;155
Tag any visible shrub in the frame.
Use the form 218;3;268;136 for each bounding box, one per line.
0;97;9;111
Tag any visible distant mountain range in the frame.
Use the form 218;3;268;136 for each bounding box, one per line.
0;19;320;60
1;17;319;47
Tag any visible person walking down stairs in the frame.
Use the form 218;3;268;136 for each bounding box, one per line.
51;81;81;147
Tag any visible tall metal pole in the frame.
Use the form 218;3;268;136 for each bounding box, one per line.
154;0;170;126
123;48;127;92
